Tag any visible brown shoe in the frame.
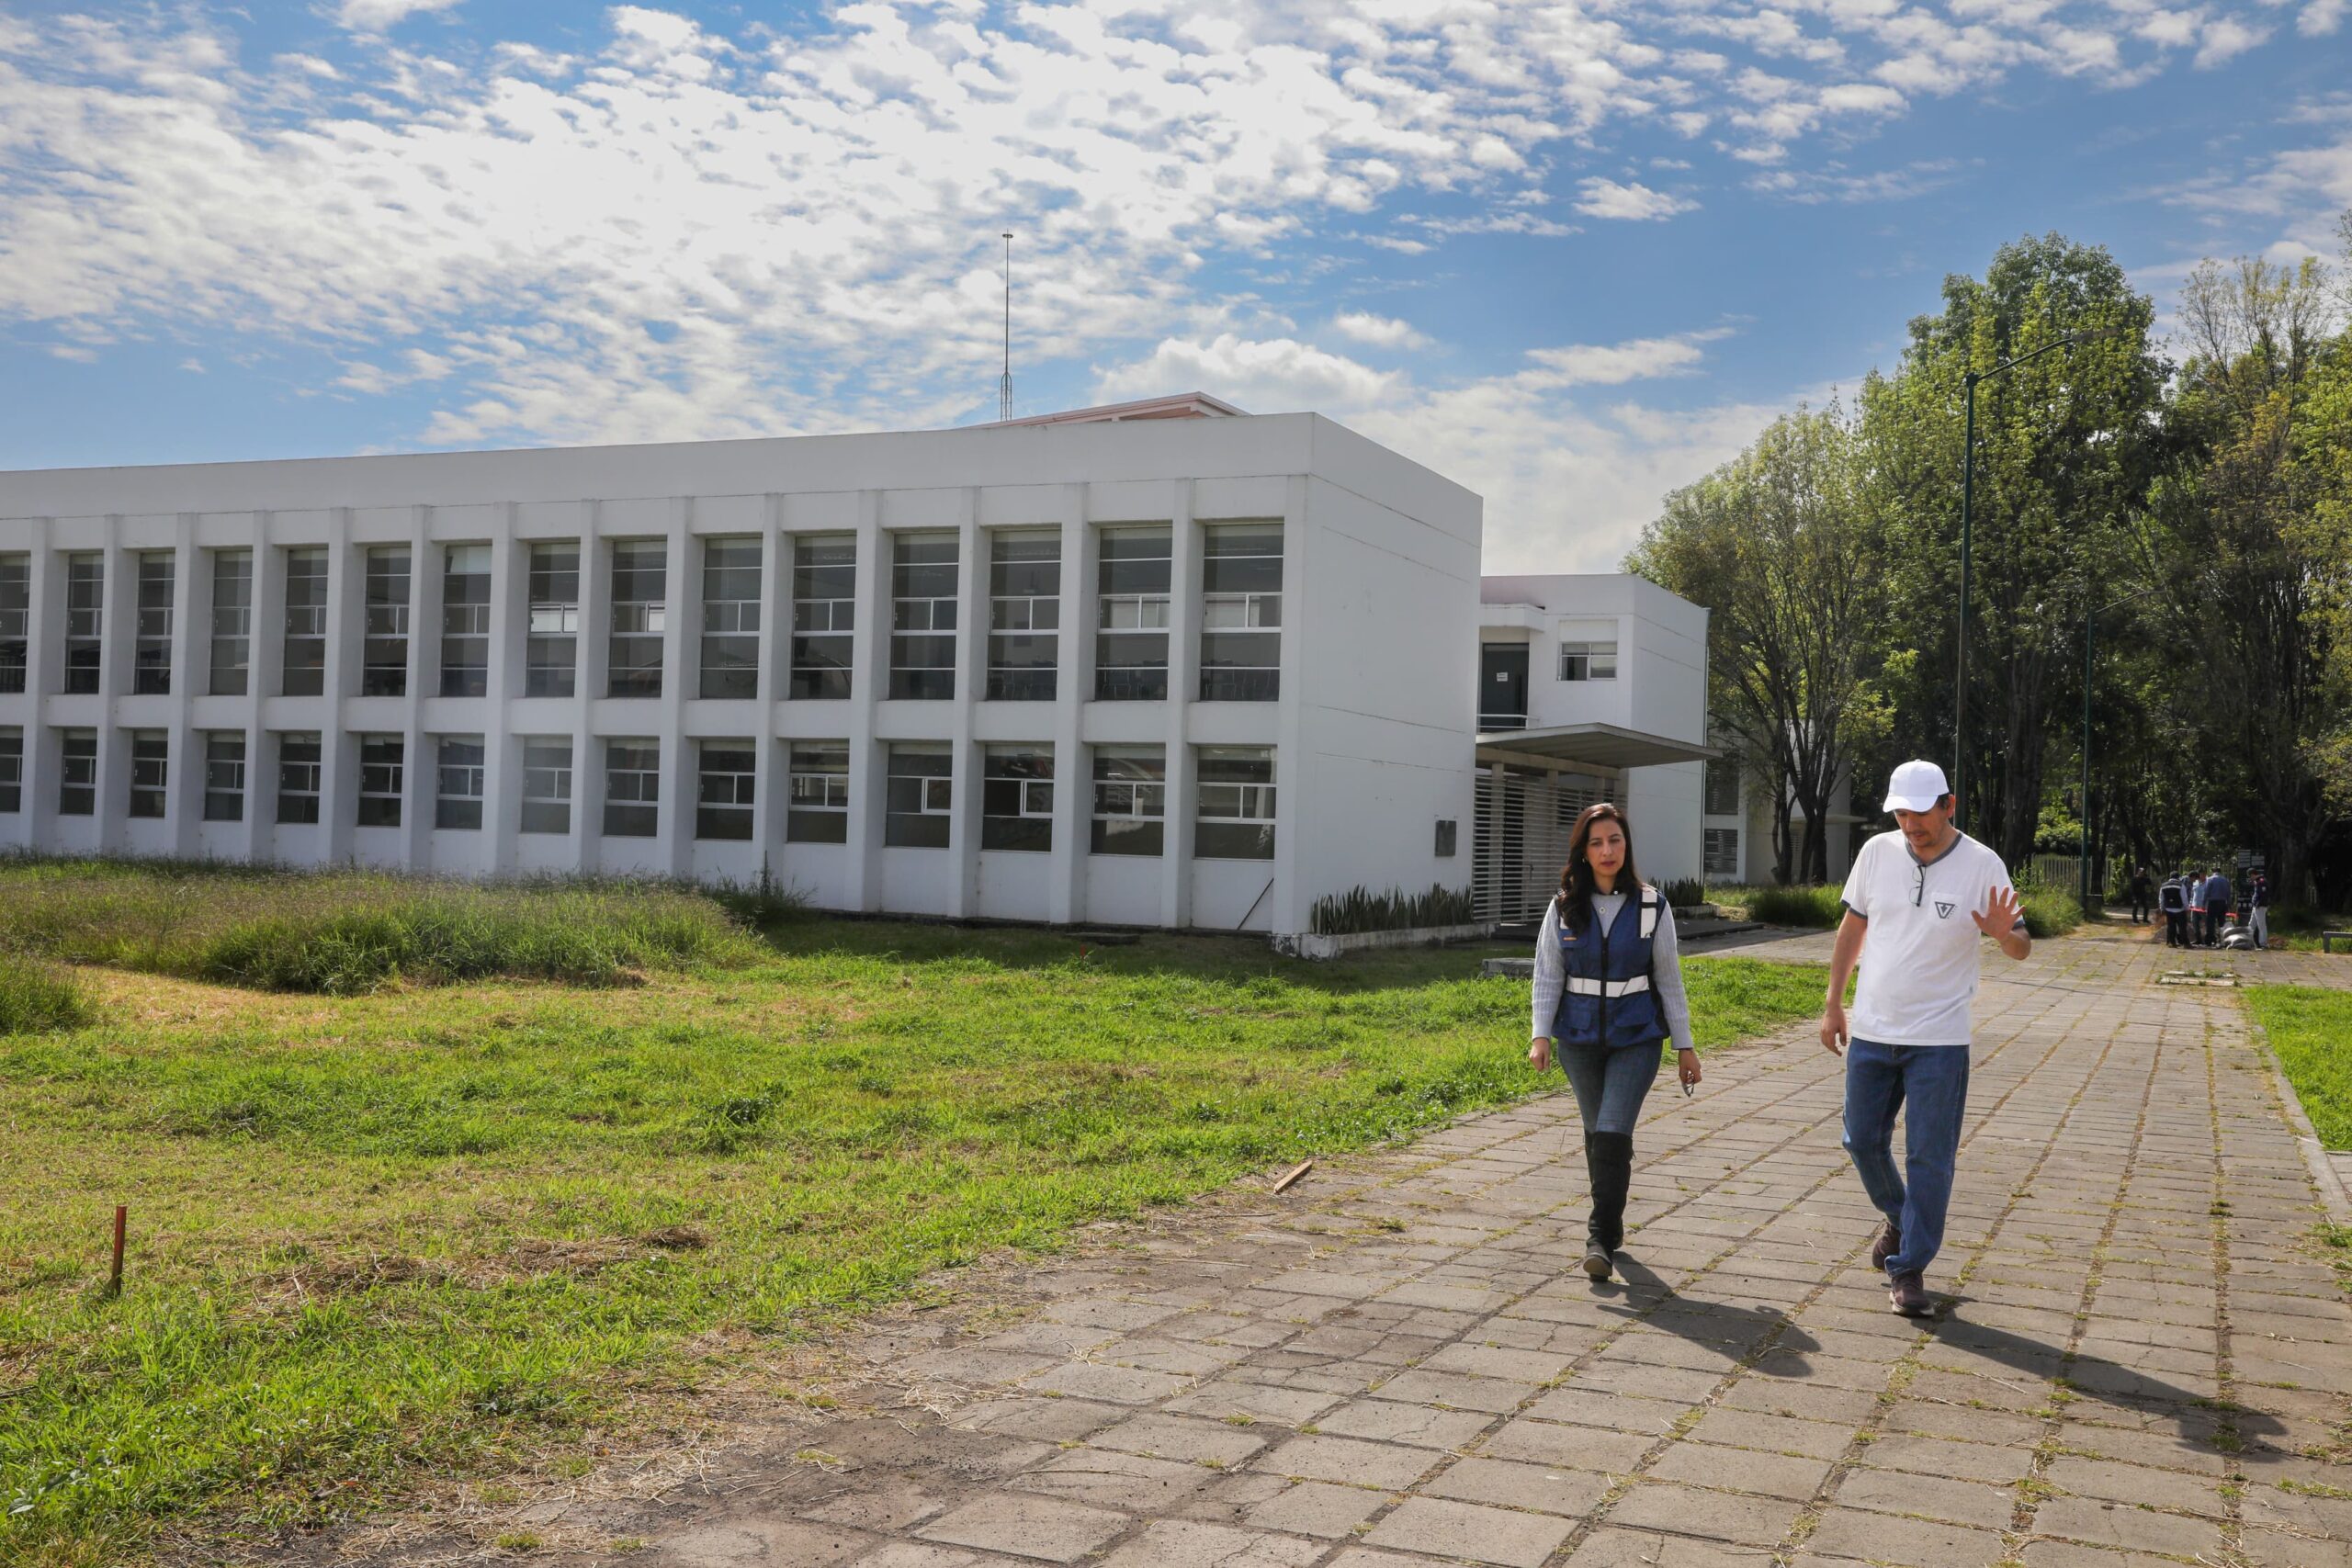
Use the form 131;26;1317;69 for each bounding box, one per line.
1889;1270;1932;1317
1870;1220;1901;1271
1582;1243;1612;1281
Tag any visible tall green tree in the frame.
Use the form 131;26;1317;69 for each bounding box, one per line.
1860;234;2165;870
1627;403;1891;883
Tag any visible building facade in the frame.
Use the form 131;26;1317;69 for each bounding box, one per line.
0;409;1481;938
1470;574;1713;921
1700;743;1859;887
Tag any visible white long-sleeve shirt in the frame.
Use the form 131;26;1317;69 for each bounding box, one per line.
1531;888;1695;1055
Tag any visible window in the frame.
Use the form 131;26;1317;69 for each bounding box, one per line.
787;742;850;843
1198;525;1282;702
361;547;412;696
888;533;957;700
438;544;491;697
981;745;1053;852
699;538;762;699
0;554;27;694
63;554;102;694
435;736;485;829
127;731;168;818
203;733;244;822
986;531;1058;701
695;739;756;840
209;549;252;695
357;735;404;828
884;744;952;848
604;739;660;837
525;542;579;697
281;547;328;696
520;739;572;834
1703;756;1740;817
1703;828;1741;880
789;535;855;700
1095;527;1170;701
1196;746;1275;860
0;728;21;814
608;541;666;697
1091;746;1164;856
276;733;322;825
59;729;96;816
134;553;174;694
1557;620;1618;682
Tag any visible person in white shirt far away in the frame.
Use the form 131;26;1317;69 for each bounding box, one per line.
1820;760;2031;1318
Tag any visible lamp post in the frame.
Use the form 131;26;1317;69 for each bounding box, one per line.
1953;328;2111;831
2079;587;2154;911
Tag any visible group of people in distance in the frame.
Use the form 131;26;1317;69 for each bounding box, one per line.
2132;863;2270;949
1529;759;2026;1319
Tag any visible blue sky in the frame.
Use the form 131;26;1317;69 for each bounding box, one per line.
1;0;2345;570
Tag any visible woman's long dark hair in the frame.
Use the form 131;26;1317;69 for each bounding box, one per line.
1555;802;1643;935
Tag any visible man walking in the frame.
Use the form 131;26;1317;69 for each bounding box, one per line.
1821;759;2031;1317
2201;867;2233;948
2159;871;2188;947
2246;868;2270;950
2130;865;2153;925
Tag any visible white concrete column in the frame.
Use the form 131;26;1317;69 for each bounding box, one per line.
655;500;693;877
394;510;430;870
1269;475;1309;934
1048;488;1090;925
486;507;524;874
752;498;787;863
948;491;983;918
20;520;57;844
167;516;201;853
95;520;130;853
1159;482;1199;930
251;513;290;862
571;505;611;874
844;493;885;911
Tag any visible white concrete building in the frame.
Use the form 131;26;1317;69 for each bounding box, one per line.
0;401;1481;938
1469;574;1714;921
1701;744;1860;886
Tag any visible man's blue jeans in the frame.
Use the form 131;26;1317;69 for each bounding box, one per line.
1842;1038;1970;1278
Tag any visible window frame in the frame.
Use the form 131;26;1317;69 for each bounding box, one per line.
985;530;1059;702
786;741;851;844
788;534;856;701
276;732;323;826
437;543;492;698
520;738;573;835
63;553;103;694
1197;524;1283;703
0;554;28;696
603;738;661;838
58;728;97;817
1194;745;1276;861
1557;639;1619;682
888;533;958;701
697;537;763;700
0;728;21;815
1094;526;1171;701
979;744;1054;852
435;735;486;830
1703;827;1741;880
356;734;405;829
361;546;412;697
133;552;174;695
280;546;329;697
524;541;580;698
209;548;253;696
1089;745;1165;857
883;743;953;848
607;541;668;699
203;732;245;823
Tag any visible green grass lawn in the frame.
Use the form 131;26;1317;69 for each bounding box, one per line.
2249;985;2352;1149
0;886;1828;1562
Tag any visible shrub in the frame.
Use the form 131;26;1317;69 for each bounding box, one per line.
0;861;758;994
1659;877;1706;909
0;952;96;1035
2018;884;2082;939
1308;883;1475;936
1741;885;1847;929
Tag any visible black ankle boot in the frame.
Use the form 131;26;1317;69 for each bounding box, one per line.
1587;1132;1634;1253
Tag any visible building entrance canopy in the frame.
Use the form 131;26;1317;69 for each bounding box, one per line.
1475;722;1718;772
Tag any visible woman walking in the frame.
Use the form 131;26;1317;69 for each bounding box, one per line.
1529;803;1702;1281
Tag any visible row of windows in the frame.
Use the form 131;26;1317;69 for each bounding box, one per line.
0;524;1283;705
0;729;1276;860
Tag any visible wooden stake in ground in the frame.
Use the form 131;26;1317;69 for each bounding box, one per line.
108;1204;126;1297
1271;1159;1314;1194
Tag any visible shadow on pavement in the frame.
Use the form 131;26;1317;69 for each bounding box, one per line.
1595;1255;1826;1363
1927;1305;2286;1446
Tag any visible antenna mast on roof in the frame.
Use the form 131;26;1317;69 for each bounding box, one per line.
999;231;1014;423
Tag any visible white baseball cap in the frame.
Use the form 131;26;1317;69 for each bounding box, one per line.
1882;759;1951;814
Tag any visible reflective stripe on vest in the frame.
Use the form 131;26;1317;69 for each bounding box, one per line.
1564;973;1653;998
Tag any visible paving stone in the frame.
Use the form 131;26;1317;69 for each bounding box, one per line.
2041;1456;2227;1514
1564;1529;1769;1566
956;1399;1125;1444
1421;1456;1611;1516
1363;1495;1577;1567
1252;1434;1444;1490
1008;1447;1218;1509
2029;1496;2227;1557
1166;1381;1345;1427
1797;1506;2006;1565
652;1519;874;1566
1094;1518;1324;1567
1090;1412;1269;1466
1476;1416;1655;1472
915;1495;1132;1563
1604;1481;1804;1546
1830;1467;2017;1529
1648;1440;1835;1500
1240;1480;1389;1538
1020;1361;1191;1405
802;1479;958;1533
1312;1397;1496;1450
1856;1432;2030;1483
1685;1406;1853;1460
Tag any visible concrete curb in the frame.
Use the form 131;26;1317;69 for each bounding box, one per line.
2248;1014;2352;1225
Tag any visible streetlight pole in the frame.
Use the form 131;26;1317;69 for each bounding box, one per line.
1953;328;2110;832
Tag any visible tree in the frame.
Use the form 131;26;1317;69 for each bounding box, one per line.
1860;234;2166;870
1627;403;1891;883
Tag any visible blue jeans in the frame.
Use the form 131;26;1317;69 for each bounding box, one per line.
1558;1038;1663;1135
1841;1038;1970;1278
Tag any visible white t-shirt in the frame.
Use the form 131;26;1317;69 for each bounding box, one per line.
1841;829;2019;1047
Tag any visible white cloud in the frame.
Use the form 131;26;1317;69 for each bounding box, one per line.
335;0;462;34
2303;0;2346;35
1330;311;1431;350
1091;334;1400;412
2194;17;2268;66
1574;178;1697;220
178;357;204;374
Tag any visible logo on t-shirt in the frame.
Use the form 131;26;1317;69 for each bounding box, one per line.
1935;900;1955;919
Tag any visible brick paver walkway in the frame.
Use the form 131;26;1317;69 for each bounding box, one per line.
540;934;2352;1568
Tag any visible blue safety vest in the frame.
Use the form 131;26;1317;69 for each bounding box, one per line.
1553;887;1666;1051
